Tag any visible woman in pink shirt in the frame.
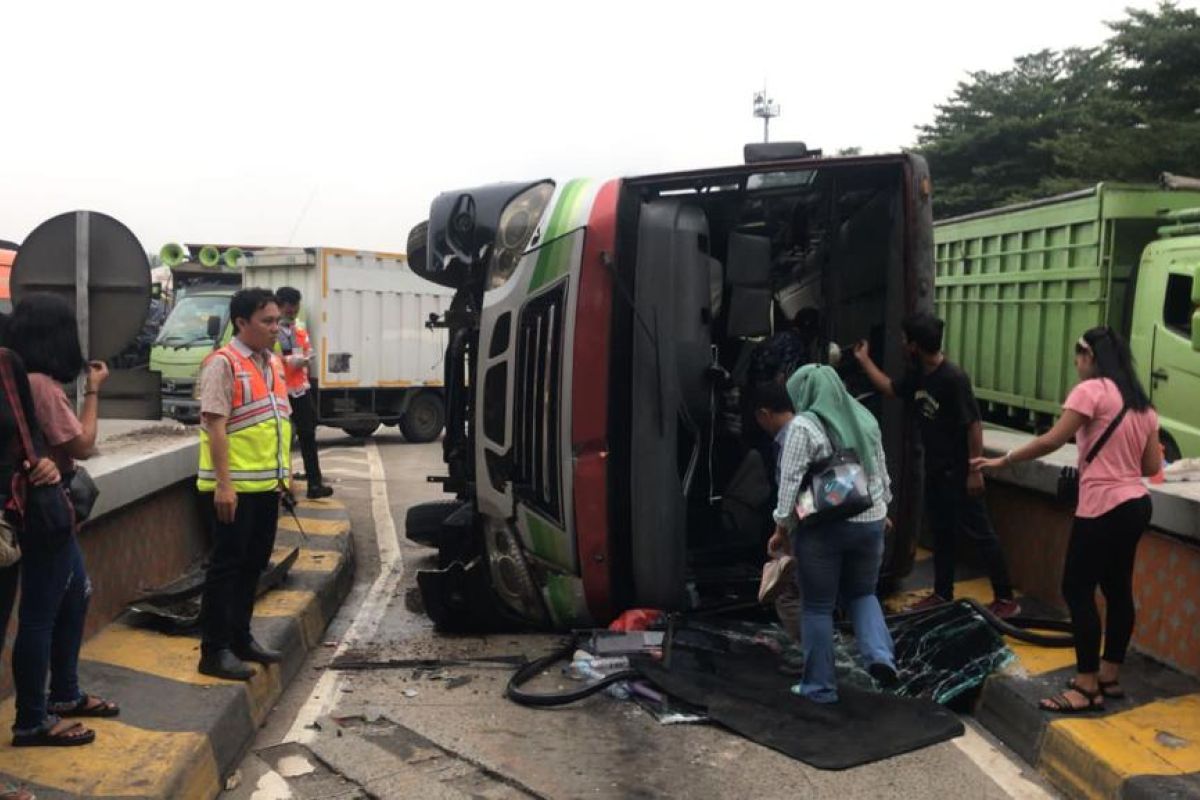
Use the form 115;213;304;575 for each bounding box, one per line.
975;326;1160;714
6;294;119;748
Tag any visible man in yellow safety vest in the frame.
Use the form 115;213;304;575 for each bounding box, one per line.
196;288;292;680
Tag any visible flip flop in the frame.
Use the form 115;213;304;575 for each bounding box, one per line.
50;693;120;718
1039;687;1104;714
1067;677;1125;699
12;720;95;747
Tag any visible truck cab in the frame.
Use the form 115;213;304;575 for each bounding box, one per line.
407;148;936;631
151;271;239;422
1128;208;1200;460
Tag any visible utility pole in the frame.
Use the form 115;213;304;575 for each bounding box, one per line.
752;87;780;143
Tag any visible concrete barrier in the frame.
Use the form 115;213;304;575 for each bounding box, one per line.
976;427;1200;799
0;420;355;799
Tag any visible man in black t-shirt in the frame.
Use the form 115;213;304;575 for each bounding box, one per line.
853;313;1019;618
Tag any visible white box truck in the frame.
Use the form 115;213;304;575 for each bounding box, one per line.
242;247;454;441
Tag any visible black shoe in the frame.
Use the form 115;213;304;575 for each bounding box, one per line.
869;662;900;689
233;640;283;665
198;649;256;680
306;484;334;500
293;472;307;481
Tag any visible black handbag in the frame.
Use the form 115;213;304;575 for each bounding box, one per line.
794;415;874;526
0;353;75;552
1057;405;1129;507
67;467;99;522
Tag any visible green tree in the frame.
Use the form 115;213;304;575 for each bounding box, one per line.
916;2;1200;218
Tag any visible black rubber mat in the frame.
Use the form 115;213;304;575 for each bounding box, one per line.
632;620;964;770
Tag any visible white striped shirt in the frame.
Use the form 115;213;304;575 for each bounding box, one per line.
772;413;891;529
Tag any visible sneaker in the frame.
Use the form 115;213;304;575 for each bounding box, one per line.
986;598;1022;620
907;593;950;613
869;662;900;689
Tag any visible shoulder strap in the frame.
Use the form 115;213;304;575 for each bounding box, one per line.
1084;405;1129;464
0;353;38;464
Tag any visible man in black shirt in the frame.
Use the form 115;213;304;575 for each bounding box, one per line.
853;313;1019;618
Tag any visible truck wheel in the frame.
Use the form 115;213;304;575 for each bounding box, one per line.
400;392;445;443
342;422;380;438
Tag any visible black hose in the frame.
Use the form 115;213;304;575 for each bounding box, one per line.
505;636;641;708
877;597;1074;648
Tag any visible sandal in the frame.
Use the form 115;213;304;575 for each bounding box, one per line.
50;693;120;718
12;719;95;747
1067;677;1125;699
1039;686;1105;714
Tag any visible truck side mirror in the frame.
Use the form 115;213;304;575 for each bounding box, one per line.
207;315;221;340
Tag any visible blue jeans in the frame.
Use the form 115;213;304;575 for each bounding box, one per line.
12;536;90;732
791;518;894;703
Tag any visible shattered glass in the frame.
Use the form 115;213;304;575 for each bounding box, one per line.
675;599;1013;705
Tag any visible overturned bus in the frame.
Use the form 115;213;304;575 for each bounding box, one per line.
406;144;935;630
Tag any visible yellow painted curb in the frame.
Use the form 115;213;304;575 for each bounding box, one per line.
0;699;220;799
81;623;282;724
254;589;324;649
1040;694;1200;800
295;497;346;511
278;515;349;537
271;546;343;573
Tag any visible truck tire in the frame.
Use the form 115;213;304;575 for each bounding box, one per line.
400;392;445;443
405;500;462;547
342;422;380;438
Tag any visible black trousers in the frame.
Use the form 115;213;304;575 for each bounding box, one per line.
200;491;279;654
291;391;322;486
0;561;17;661
925;473;1014;601
1063;495;1152;673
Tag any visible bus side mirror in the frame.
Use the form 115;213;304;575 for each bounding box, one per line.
447;194;477;264
207;316;221;340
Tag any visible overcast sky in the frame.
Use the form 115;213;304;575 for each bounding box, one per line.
2;0;1188;255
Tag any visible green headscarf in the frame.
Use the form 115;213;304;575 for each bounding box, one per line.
786;364;882;475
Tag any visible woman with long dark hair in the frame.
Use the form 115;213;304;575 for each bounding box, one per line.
975;326;1161;713
6;293;119;747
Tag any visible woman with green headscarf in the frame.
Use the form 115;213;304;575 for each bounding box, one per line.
767;364;897;703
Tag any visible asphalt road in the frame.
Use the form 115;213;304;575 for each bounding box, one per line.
225;433;1060;800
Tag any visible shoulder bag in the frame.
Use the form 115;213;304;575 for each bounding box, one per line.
1057;405;1129;508
0;354;75;552
794;414;874;526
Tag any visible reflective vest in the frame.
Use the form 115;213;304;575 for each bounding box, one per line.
276;321;312;396
197;343;292;493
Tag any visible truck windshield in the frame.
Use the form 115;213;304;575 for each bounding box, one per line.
156;294;227;346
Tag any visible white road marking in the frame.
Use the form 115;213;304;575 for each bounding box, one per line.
284;439;401;744
317;466;372;479
954;720;1056;799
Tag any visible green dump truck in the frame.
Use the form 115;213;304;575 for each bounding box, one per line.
150;251;242;421
934;180;1200;459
